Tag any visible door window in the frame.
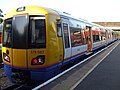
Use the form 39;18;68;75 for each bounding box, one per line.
63;23;70;48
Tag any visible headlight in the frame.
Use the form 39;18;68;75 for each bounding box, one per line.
3;53;10;63
31;55;45;65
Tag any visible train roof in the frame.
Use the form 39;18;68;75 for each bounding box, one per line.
5;6;93;27
4;6;112;30
54;10;93;27
4;6;59;19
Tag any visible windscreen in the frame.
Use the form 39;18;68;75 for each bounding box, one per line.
3;15;28;49
3;15;46;49
29;16;46;48
12;15;28;49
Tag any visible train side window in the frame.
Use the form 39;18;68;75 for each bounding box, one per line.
93;35;100;42
70;27;82;47
57;22;62;37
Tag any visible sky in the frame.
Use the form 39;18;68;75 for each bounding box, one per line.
0;0;120;22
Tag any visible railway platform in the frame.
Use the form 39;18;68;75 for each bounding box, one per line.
74;41;120;90
33;41;120;90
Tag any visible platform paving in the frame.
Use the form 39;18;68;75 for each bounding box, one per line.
75;42;120;90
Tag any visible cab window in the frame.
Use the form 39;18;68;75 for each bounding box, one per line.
29;16;46;48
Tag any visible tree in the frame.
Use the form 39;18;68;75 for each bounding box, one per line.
0;18;3;23
0;9;3;13
0;9;3;23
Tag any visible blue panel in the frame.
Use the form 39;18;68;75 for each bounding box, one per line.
4;64;12;82
62;53;86;66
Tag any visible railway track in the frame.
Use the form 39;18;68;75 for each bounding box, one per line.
2;84;34;90
0;63;3;69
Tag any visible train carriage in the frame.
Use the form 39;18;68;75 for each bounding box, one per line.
2;6;118;84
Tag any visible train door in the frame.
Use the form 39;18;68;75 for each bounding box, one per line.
62;19;71;59
105;29;108;45
86;26;92;52
12;15;29;68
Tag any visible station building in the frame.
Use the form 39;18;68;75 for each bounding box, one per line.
93;22;120;30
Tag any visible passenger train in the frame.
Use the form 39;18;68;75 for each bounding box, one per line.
2;6;118;84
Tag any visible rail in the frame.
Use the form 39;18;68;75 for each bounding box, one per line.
2;84;34;90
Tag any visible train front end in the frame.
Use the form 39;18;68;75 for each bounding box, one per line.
2;6;63;84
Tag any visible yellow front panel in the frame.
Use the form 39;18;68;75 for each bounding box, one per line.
13;49;27;68
2;47;13;66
